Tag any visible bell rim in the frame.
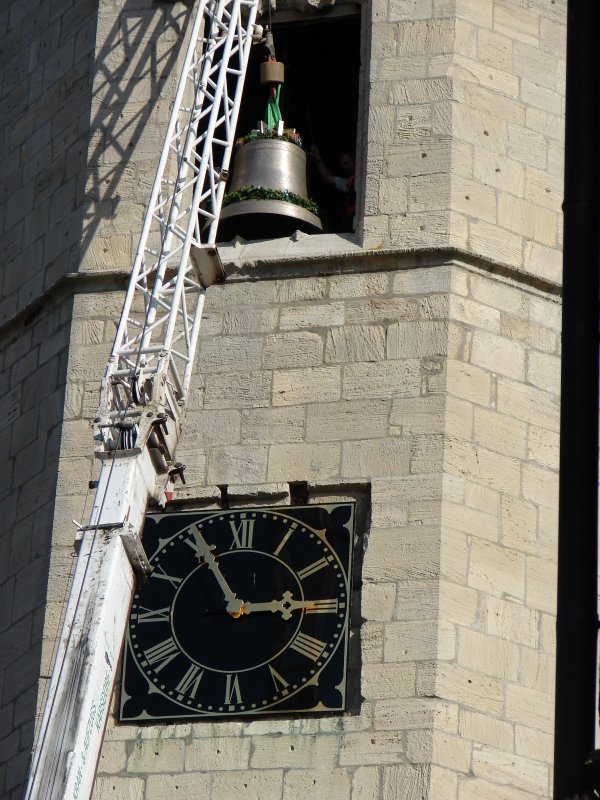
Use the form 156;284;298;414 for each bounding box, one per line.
217;198;323;241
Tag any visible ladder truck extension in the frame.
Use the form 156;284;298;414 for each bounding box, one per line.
24;1;259;796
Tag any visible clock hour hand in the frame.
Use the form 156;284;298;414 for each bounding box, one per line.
192;528;243;616
242;591;333;620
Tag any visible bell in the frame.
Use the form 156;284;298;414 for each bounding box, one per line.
217;137;322;241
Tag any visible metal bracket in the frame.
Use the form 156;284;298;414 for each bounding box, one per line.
120;524;151;578
190;245;226;288
74;521;123;549
169;461;186;485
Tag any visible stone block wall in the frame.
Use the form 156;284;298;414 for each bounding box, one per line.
362;0;565;283
0;0;190;795
0;0;566;797
0;0;98;324
79;0;192;275
0;297;72;799
0;0;98;794
80;259;559;800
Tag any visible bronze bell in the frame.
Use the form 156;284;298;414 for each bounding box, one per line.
217;137;322;241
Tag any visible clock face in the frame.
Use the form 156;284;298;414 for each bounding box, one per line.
120;503;354;721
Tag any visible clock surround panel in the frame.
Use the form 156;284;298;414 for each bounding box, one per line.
120;503;354;721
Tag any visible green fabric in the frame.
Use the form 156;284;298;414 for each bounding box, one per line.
265;84;282;129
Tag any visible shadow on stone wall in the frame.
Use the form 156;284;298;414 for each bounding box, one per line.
0;293;73;800
0;1;191;796
79;0;192;272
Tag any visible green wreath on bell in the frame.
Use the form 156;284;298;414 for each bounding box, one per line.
222;185;319;216
234;129;304;150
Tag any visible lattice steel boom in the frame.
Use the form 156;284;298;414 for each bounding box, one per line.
24;2;259;797
100;0;259;425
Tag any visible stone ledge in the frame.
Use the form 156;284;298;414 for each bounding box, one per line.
0;247;561;340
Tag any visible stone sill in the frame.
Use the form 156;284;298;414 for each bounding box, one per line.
217;233;562;297
0;238;562;338
217;231;364;272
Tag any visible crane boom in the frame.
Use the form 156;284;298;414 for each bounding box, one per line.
24;1;258;797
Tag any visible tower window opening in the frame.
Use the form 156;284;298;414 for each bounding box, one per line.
216;11;361;243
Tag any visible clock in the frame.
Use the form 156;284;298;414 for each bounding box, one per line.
120;503;354;721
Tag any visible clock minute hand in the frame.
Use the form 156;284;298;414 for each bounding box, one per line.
192;529;243;615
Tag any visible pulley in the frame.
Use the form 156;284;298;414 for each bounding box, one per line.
260;60;284;85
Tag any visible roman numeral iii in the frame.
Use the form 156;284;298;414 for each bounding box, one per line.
306;599;339;614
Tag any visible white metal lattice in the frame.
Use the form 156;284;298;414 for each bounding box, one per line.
24;5;260;797
104;0;258;417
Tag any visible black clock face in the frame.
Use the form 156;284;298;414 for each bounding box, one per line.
120;503;354;721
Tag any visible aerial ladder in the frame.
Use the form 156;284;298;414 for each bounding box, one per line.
24;0;259;796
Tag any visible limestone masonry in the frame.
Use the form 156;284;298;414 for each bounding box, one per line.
0;0;564;798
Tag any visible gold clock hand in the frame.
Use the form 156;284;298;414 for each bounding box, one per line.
232;599;281;617
192;528;244;615
242;591;332;620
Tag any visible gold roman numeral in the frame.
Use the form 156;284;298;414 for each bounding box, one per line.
224;673;242;704
297;557;331;580
306;599;339;614
151;565;182;588
230;517;255;549
268;664;290;692
144;637;179;672
137;606;170;624
273;522;298;556
185;535;201;556
290;632;326;661
176;664;204;698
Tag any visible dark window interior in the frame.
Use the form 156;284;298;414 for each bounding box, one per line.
228;13;361;236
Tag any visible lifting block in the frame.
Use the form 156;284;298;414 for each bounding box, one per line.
260;60;284;85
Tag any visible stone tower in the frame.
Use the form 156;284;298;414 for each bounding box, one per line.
0;0;565;798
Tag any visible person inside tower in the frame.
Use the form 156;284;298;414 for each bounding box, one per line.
310;144;356;233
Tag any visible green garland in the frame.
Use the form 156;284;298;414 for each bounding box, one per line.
223;185;319;216
235;129;304;150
